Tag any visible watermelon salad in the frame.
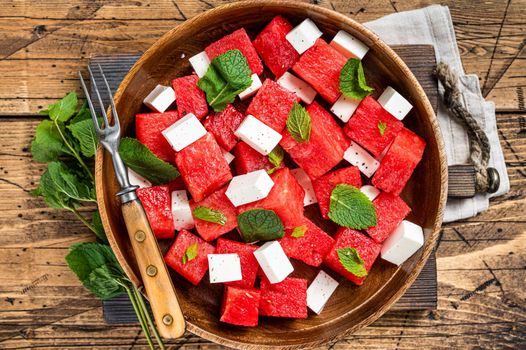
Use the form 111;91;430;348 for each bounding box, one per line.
128;16;427;327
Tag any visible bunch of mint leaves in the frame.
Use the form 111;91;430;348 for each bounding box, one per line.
31;92;168;350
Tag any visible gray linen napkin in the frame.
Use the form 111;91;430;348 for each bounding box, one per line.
364;5;510;222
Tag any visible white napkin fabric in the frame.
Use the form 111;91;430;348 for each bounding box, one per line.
364;5;510;223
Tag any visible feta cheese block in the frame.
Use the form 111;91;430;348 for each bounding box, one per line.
290;168;317;206
343;141;380;178
127;168;152;189
171;190;195;231
360;185;380;201
143;84;176;113
377;86;413;121
277;71;317;104
307;270;339;314
238;74;262;100
253;241;294;284
381;220;424;266
234;114;282;155
223;150;235;164
188;51;211;78
225;169;274;207
330;30;369;59
208;254;242;283
286;18;323;54
162;113;207;152
330;94;360;123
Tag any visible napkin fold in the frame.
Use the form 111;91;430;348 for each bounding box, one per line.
365;5;509;223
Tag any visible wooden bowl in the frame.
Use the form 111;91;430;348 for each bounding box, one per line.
95;1;447;348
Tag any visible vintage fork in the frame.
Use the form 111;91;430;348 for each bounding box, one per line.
79;65;185;339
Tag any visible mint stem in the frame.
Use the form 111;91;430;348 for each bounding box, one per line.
70;208;99;236
54;119;94;182
134;287;166;350
122;282;155;350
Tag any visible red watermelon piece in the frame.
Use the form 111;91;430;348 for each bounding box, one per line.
175;133;233;202
259;277;308;318
205;28;263;75
238;168;304;228
167;176;186;192
203;104;244;151
136;185;174;239
136;110;180;163
343;96;404;157
280;101;350;179
216;238;259;288
292;38;347;104
220;286;261;327
372;128;426;195
190;187;237;242
246;79;299;132
279;218;334;267
252;15;299;77
366;192;411;243
324;228;381;285
164;229;215;286
232;141;281;175
312;166;362;219
172;74;208;120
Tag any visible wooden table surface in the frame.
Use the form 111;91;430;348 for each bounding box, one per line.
0;0;524;349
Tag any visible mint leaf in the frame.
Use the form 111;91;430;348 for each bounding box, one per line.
339;58;374;100
377;121;387;136
193;206;227;225
286;102;311;143
337;247;368;277
290;225;307;238
31;120;71;162
70;101;92;124
237;209;284;243
33;169;78;210
182;243;199;264
213;49;252;89
92;210;108;243
328;184;377;229
119;137;179;185
48;92;78;122
268;145;284;168
46;161;96;202
67;118;99;158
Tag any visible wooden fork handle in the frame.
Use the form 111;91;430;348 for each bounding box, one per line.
121;199;185;339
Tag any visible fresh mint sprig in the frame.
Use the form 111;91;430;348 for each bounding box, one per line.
328;184;377;229
337;247;368;277
237;209;284;243
286;102;311;143
193;206;227;225
339;58;374;100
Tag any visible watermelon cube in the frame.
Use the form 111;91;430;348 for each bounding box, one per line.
292;38;347;104
136;110;180;163
279;218;334;267
324;228;381;285
205;28;263;75
190;187;237;242
136;185;174;239
280;101;350;179
172;74;208;120
220;286;261;327
259;277;308;318
312;166;362;219
203;104;244;151
343;96;404;157
232;141;281;175
164;229;215;285
176;133;233;202
252;15;299;77
366;192;411;243
238;168;304;228
216;238;259;288
372;128;426;195
246;79;300;132
167;176;186;191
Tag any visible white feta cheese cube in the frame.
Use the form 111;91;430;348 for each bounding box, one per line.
330;94;360;123
234;115;282;156
381;220;424;266
223;150;235;164
253;241;294;284
286;18;323;54
225;169;274;207
377;86;413;120
307;270;339;314
127;168;151;189
188;51;211;78
290;168;317;206
360;185;380;201
238;74;262;100
330;30;369;59
208;254;242;283
276;72;317;104
162;113;207;152
343;141;380;178
143;84;176;113
171;190;194;231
